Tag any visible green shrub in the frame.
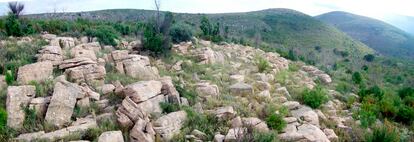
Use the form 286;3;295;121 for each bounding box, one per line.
265;113;286;132
398;87;414;99
175;84;196;105
170;23;193;43
113;23;131;35
356;101;378;128
352;72;363;85
366;124;399;142
363;54;375;62
256;57;271;73
0;108;6;129
5;15;22;37
86;25;119;46
395;105;414;124
160;102;181;114
23;107;42;132
29;80;54;97
143;24;165;54
5;70;14;85
252;131;277;142
301;87;328;109
199;16;222;42
182;107;224;140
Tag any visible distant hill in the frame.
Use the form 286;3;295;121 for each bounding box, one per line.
28;9;374;67
316;11;414;59
382;15;414;36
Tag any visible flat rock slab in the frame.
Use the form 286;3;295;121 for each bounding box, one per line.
17;61;53;85
6;86;36;129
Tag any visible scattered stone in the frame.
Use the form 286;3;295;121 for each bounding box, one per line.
129;118;155;142
224;128;246;142
159;76;181;104
153;111;187;141
214;133;225;142
6;86;36;129
100;84;115;95
123;80;163;103
195;81;220;98
214;106;236;120
229;74;244;83
98;131;124;142
241;117;269;132
324;128;338;141
17;61;53;85
297;124;330;142
229;83;253;96
191;129;207;140
282;101;300;110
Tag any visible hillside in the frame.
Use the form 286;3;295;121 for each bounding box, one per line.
383;15;414;36
29;9;374;67
316;11;414;59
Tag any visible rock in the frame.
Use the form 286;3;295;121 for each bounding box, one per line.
117;55;159;80
130;118;155;142
50;37;76;49
196;47;216;64
59;57;97;69
98;131;124;142
171;60;183;71
17;61;53;85
231;116;243;128
275;96;288;103
77;97;90;108
324;128;338;141
73;42;101;53
37;46;63;65
72;49;97;61
284;117;298;124
135;94;166;115
116;97;147;128
180;97;189;106
6;86;36;129
214;106;236;120
29;97;51;118
275;87;291;98
153;111;187;141
65;64;106;86
291;106;320;126
254;81;271;91
45;78;83;128
224;128;246;142
111;50;130;62
229;75;244;83
283;101;300;110
159;76;181;104
297;124;330;142
195;81;220;98
192;129;207;140
229;83;253;96
100;84;115;95
282;123;298;133
123;80;163;103
302;66;332;84
316;109;327;121
214;133;225;142
0;75;6;89
278;132;305;142
257;90;271;98
96;113;116;124
172;42;192;55
16;116;97;141
41;34;57;40
242;117;269;132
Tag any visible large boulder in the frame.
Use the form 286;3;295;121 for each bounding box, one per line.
122;81;163;103
229;83;253;96
152;111;187;141
45;77;84;128
123;59;159;80
59;57;97;69
6;86;36;129
64;63;106;86
213;106;236;120
159;76;181;104
37;46;63;65
116;97;148;128
109;52;160;80
17;61;53;85
50;37;76;49
224;128;246;142
241;117;269;132
0;75;6;89
98;131;124;142
129;118;156;142
297;124;330;142
291;106;320;126
195;81;220;98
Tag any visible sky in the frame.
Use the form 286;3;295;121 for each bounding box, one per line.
0;0;413;20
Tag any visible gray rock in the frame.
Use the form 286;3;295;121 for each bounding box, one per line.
17;61;53;85
153;111;187;141
98;131;124;142
229;83;253;96
6;86;36;129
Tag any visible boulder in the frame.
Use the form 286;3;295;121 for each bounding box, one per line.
50;37;76;49
196;47;216;64
229;75;244;83
172;42;192;55
191;129;207;141
29;97;51;118
324;128;338;141
100;84;115;95
123;80;163;103
65;63;106;86
282;101;300;110
153;111;187;141
231;116;243;128
6;86;36;129
72;49;97;61
195;82;220;98
130;118;155;142
123;60;159;80
17;61;53;85
254;81;271;91
278;132;305;142
116;97;147;128
297;124;330;142
214;133;225;142
0;75;6;89
214;106;236;120
159;76;181;104
45;78;83;128
59;57;97;69
241;117;269;132
229;83;253;96
98;131;124;142
291;106;319;126
276;87;291;98
224;128;246;142
37;46;63;65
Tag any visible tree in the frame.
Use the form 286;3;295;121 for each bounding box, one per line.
5;2;25;37
8;2;24;18
352;72;363;84
170;23;193;43
364;54;375;62
200;16;212;36
154;0;161;32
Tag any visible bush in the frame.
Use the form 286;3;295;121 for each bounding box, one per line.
352;72;363;85
356;101;378;128
5;15;22;37
143;24;165;54
265;113;286;132
86;25;119;46
363;54;375;62
256;57;270;73
160;102;181;114
301;87;328;109
395;105;414;124
398;87;414;99
5;70;14;85
0;108;6;129
170;23;193;43
366;124;399;142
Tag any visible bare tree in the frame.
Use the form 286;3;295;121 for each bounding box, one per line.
8;1;24;18
154;0;161;32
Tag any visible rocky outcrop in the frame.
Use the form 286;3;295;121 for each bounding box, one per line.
302;66;332;84
123;80;163;103
152;111;187;141
6;86;36;129
98;131;124;142
159;76;181;104
241;117;269;132
109;51;159;80
291;106;319;126
37;46;63;65
195;81;220;98
29;97;51;118
50;37;76;49
60;58;106;86
45;77;84;128
15;116;97;141
129;118;155;142
17;61;53;85
229;83;253;96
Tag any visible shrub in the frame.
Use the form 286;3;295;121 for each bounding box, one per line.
182;107;224;140
113;23;131;35
256;57;270;73
86;25;119;46
5;15;22;37
395;105;414;124
366;124;399;142
0;108;6;129
160;102;181;114
175;84;196;105
265;113;286;132
398;87;414;99
357;102;378;128
143;24;165;54
352;72;363;85
5;70;14;85
301;87;328;109
199;16;222;42
363;54;375;62
170;23;193;43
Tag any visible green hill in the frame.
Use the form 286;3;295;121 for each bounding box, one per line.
316;11;414;59
29;8;373;67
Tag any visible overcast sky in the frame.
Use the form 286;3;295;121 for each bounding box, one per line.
0;0;413;20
